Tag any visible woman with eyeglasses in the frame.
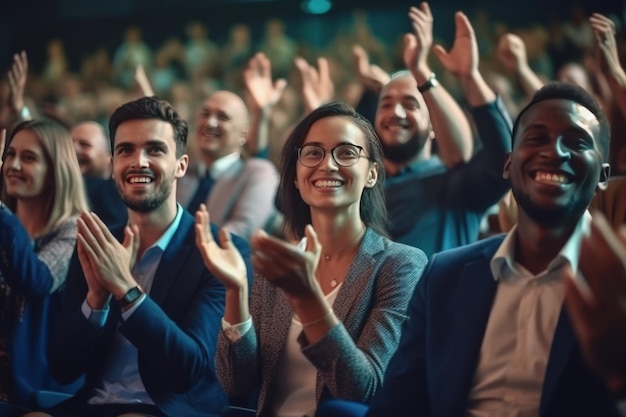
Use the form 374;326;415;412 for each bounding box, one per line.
195;101;428;417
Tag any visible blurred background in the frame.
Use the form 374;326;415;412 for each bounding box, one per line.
0;0;624;169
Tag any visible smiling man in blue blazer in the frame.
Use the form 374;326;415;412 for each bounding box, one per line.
362;83;620;417
46;96;252;417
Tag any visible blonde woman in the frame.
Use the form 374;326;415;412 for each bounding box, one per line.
0;120;88;411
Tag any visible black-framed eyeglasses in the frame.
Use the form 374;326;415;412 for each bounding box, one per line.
297;144;369;168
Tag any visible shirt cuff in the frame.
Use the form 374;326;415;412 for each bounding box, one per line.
82;299;109;328
221;316;252;343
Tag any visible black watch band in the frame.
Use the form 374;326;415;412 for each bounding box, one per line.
117;286;143;308
417;72;439;93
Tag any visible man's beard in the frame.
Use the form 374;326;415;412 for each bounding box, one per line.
381;132;427;164
512;186;590;228
117;179;172;213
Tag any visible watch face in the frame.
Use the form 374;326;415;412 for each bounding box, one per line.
122;286;143;306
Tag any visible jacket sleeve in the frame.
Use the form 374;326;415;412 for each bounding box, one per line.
450;97;512;211
0;209;76;296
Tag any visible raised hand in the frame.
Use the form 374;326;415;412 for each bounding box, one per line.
564;212;626;391
496;33;529;73
294;56;334;115
589;13;622;78
135;64;155;97
251;224;322;300
7;51;28;117
77;212;140;300
244;52;287;115
194;204;248;291
352;44;390;93
403;2;434;82
432;12;477;79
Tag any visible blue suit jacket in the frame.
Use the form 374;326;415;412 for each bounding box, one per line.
47;210;252;417
367;235;620;417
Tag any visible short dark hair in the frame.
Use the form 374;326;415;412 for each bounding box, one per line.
512;82;611;161
108;96;188;157
278;101;388;240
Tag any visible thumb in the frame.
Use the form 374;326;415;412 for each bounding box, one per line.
432;44;449;67
274;78;288;96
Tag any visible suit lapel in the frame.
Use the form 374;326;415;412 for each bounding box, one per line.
148;212;194;305
442;244;499;417
539;306;576;416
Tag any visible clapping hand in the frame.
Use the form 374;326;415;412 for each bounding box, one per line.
77;212;140;305
294;56;334;115
244;52;287;116
251;225;322;301
195;204;248;291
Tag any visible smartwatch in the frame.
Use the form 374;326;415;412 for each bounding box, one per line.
117;286;143;308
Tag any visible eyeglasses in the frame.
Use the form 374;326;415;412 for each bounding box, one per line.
297;144;368;168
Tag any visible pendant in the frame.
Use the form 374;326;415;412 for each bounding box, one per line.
324;255;330;261
330;279;338;288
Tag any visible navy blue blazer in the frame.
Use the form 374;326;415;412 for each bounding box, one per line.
367;235;620;417
47;210;252;417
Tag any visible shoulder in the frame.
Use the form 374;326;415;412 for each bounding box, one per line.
364;230;428;274
428;235;504;271
243;157;278;174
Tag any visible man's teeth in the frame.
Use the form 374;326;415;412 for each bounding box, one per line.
129;177;152;183
535;172;567;184
315;180;342;188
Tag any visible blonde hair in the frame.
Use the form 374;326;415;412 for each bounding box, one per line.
1;120;88;235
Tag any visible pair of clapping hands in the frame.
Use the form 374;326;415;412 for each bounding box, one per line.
76;204;324;311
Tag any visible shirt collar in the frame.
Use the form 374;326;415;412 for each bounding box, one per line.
490;211;591;281
142;203;184;257
209;152;240;179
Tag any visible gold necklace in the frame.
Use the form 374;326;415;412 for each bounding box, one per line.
322;226;366;262
321;226;366;288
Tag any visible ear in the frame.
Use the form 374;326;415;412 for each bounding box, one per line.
294;177;299;190
175;154;189;179
502;152;512;180
596;163;610;191
365;162;378;188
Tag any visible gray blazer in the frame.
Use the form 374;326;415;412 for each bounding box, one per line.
215;228;428;416
178;157;279;240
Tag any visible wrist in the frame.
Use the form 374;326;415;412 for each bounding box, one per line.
417;72;439;93
87;291;111;310
116;285;144;309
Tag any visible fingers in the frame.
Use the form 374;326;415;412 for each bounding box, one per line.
304;224;322;257
454;11;474;38
77;213;111;259
352;44;369;77
194;204;215;248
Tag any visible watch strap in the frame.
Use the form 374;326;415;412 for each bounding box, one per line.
417;72;439;93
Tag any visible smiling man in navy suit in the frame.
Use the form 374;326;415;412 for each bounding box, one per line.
364;82;621;417
47;96;252;417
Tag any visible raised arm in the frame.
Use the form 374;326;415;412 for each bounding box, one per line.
404;2;473;166
7;51;31;122
496;33;544;99
243;52;287;157
294;56;334;115
589;13;626;119
432;11;495;106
